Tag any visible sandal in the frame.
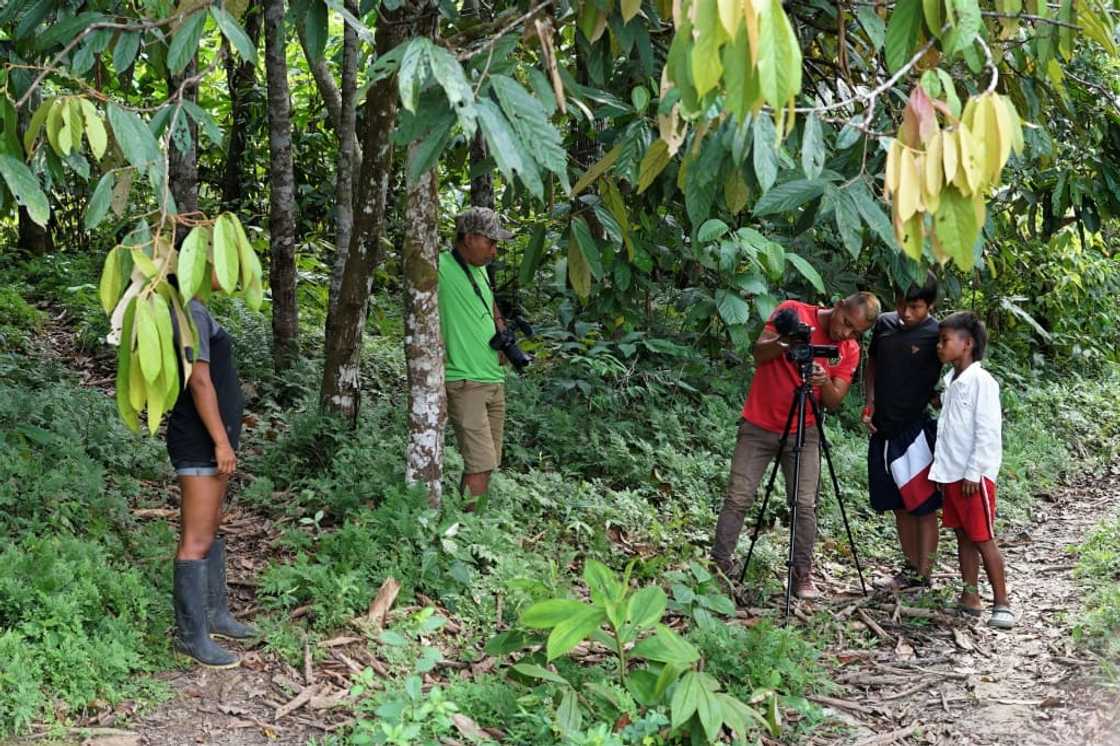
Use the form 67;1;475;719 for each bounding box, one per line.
988;605;1016;629
955;603;982;618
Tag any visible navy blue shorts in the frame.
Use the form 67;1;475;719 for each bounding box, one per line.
868;420;942;516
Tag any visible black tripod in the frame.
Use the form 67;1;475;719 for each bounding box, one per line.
737;358;867;619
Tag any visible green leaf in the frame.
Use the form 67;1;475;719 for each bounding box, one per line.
152;294;179;410
519;224;548;286
178;226;210;304
0;154;50;227
800;113;825;180
23;100;51;156
304;0;328;61
885;0;923;73
942;0;981;56
398;38;431;113
510;662;570;686
116;300;139;431
168;9;207;75
212;213;240;293
113;31;141;73
723;26;759;124
626;669;660;707
484;630;531;656
832;188;863;259
210;5;257;65
785;253;825;294
107;104;160;172
84;171;114;230
557;687;582;737
130;247;159;279
625;586;667;631
856;6;886;50
570;217;604;280
547;605;607;661
752;179;826;216
630;624;700;666
637;139;671;194
671;671;703;730
756;0;802;107
696;681;722;741
568;235;592;301
378;629;408;646
752;112;778;193
98;245;126;314
582;558;621;605
79;100;107;161
698;218;730;243
520;599;591;629
716;289;751;326
933;185;980;270
428;44;476;136
851;182;897;248
492;75;567;189
136;297;162;384
476;99;542;198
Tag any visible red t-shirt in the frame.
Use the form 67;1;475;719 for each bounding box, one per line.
741;301;861;433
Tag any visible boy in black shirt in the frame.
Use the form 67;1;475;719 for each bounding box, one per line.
864;274;943;588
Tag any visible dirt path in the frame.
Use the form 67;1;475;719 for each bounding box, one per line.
803;462;1120;746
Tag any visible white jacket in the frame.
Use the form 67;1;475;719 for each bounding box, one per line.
929;362;1002;484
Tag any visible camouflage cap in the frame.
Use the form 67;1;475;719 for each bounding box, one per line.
455;207;514;241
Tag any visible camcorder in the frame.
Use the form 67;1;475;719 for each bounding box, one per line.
772;308;839;367
491;298;534;373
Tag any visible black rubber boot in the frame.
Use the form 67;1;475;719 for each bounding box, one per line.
205;537;259;641
173;560;239;669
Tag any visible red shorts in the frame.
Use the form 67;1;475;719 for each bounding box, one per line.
940;478;997;542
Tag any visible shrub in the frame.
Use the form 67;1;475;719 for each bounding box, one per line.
0;285;44;351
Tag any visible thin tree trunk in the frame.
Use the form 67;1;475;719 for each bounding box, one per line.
167;61;200;229
402;148;444;508
297;25;343;133
319;16;406;419
327;0;360;318
221;1;262;212
469;131;494;208
264;0;299;372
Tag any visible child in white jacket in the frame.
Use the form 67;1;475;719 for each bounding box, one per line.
929;312;1013;629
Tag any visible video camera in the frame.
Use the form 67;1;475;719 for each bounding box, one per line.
772;308;839;367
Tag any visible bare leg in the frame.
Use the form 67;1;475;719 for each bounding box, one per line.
955;529;982;611
895;510;918;569
177;475;227;560
975;539;1009;607
915;512;940;578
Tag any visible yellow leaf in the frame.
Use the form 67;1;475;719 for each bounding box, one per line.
885;139;902;198
568;234;591;301
924;132;943;199
621;0;642;22
136;297;162;384
637;139;671;194
941;129;959;187
894;208;924;260
990;93;1012;170
976;95;1002;186
742;0;759;64
572;144;622;197
1000;95;1024;156
897;148;922;222
128;347;146;411
718;0;740;35
723;167;750;214
956;124;983;195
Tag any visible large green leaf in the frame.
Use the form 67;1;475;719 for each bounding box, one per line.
933;185;980;269
303;0;328;61
570;216;604;280
856;6;886;50
115;297;139;432
630;624;700;666
398;38;431;113
557;687;582;737
520;599;591;629
167;9;207;75
136;297;162;384
625;586;667;631
568;235;592;301
178;226;210;304
113;31;141;73
752;112;779;193
885;0;924;73
519;224;548;286
510;662;571;686
491;75;567;190
98;245;127;314
83;171;114;230
756;0;802;107
752;179;827;216
716;289;751;326
722;27;759;124
210;5;257;64
671;671;703;730
942;0;982;56
476;99;542;198
800;113;825;180
107;104;160;172
851;182;897;248
785;253;825;294
547;605;607;661
831;188;863;259
0;154;49;227
428;44;476;137
212;214;240;293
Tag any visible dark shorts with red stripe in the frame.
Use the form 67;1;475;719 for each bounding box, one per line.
941;478;998;543
868;419;942;517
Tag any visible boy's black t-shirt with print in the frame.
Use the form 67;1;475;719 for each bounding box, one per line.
868;311;941;438
166;299;243;464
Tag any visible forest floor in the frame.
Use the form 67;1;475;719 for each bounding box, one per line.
14;315;1120;746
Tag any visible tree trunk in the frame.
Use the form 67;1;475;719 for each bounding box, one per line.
469;131;494;208
327;0;360;318
166;61;200;240
298;24;343;134
402;148;444;508
319;15;406;419
221;1;262;213
17;206;53;254
263;0;299;372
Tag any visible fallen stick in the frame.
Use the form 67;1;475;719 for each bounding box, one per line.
851;721;919;746
857;608;893;642
880;678;933;701
304;636;314;686
275;683;320;720
874;603;961;626
807;694;876;715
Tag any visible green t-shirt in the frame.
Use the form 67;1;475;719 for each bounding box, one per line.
438;251;505;383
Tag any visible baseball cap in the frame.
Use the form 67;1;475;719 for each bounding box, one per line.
455;207;514;241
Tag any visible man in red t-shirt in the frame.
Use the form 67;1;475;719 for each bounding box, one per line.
713;292;881;599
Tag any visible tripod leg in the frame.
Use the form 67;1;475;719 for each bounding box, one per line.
809;398;868;596
738;396;800;586
783;386;810;621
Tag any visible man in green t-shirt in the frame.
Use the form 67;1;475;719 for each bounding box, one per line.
439;207;515;498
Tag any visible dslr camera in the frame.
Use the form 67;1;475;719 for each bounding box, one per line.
772;308;839;367
490;300;534;373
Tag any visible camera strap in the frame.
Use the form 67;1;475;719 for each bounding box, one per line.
451;248;495;322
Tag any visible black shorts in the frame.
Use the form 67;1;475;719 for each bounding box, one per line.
868;419;942;516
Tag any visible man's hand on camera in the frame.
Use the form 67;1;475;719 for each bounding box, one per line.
810;362;830;387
